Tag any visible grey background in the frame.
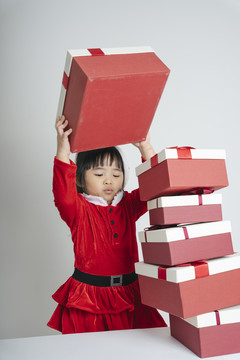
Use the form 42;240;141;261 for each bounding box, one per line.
0;0;239;340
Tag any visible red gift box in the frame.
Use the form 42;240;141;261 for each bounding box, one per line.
170;305;240;358
57;47;170;152
148;193;223;226
139;220;233;266
136;148;228;201
135;253;240;318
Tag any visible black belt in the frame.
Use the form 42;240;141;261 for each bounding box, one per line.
72;268;138;287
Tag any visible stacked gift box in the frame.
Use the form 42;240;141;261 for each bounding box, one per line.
135;147;240;358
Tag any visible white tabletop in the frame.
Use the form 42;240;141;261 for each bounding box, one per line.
0;327;239;360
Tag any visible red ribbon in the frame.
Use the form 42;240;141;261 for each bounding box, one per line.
214;310;221;325
181;188;214;205
182;226;189;239
168;146;195;159
62;72;69;90
181;188;214;195
149;146;195;169
158;267;167;280
88;48;105;56
150;154;158;168
158;260;209;280
193;261;209;278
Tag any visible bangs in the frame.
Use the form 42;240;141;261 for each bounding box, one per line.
88;149;123;170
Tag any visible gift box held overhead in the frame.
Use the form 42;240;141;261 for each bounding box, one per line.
170;305;240;358
139;220;233;266
136;147;228;201
57;46;170;152
135;253;240;318
147;192;223;226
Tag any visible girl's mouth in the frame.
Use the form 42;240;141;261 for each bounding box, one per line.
104;189;113;194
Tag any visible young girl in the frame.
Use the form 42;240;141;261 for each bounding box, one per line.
47;115;167;333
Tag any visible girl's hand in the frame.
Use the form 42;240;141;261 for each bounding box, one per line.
132;133;156;161
55;115;72;163
132;132;151;149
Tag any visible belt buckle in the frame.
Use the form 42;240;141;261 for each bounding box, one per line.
110;274;123;286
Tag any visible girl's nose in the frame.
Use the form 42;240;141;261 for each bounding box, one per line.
104;177;112;184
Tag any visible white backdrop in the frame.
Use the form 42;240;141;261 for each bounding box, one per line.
0;0;239;340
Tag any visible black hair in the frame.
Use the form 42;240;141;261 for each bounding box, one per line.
75;147;125;193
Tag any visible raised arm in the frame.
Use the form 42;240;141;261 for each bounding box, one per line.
55;115;73;164
54;116;80;228
129;133;156;221
132;132;156;160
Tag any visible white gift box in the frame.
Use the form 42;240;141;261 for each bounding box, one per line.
135;148;228;200
135;253;240;318
139;220;233;265
136;149;227;177
184;304;240;328
147;193;223;225
170;305;240;358
135;252;240;283
147;193;222;210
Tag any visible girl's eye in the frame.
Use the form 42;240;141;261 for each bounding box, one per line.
113;175;120;178
95;174;103;177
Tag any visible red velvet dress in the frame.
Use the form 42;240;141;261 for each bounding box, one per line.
47;157;167;333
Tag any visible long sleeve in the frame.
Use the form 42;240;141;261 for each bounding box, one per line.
52;157;82;228
126;188;147;222
126;157;148;221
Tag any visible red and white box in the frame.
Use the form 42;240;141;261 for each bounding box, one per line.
135;253;240;318
139;220;233;266
57;46;170;152
147;193;223;226
170;305;240;358
136;148;228;201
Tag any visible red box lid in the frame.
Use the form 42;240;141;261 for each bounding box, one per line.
57;47;170;152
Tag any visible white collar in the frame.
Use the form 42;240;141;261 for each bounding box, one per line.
81;190;124;207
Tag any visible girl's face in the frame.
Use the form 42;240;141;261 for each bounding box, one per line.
84;157;124;205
